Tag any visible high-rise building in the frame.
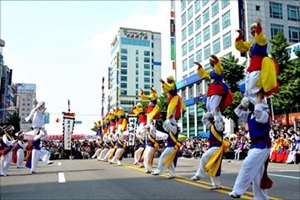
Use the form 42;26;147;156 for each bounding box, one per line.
0;39;14;123
108;27;162;113
176;0;300;138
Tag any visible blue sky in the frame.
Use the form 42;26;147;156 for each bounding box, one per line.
2;1;174;127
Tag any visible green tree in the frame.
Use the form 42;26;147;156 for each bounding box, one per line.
6;111;21;133
270;31;300;127
221;54;246;131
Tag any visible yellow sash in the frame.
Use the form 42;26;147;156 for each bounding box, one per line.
205;125;230;177
5;133;13;141
147;133;158;165
162;131;181;169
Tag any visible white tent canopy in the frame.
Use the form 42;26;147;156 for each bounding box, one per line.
24;123;97;141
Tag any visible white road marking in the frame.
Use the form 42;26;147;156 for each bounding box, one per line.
269;173;300;180
58;172;66;183
279;170;300;172
58;162;61;166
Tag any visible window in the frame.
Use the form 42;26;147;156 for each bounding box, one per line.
203;0;209;7
182;43;187;56
256;5;260;11
204;44;211;60
222;0;229;9
181;12;187;26
213;38;221;54
181;0;186;11
211;1;219;17
181;88;186;100
144;57;150;63
271;24;284;39
196;82;202;96
182;59;188;72
144;51;150;56
121;48;127;54
195;15;201;30
120;90;127;95
188;38;194;52
188;22;194;36
288;26;300;43
136;63;139;68
121;69;127;75
194;0;201;14
287;5;300;21
144;77;150;83
121;62;127;68
144;64;150;69
212;19;220;36
121;76;127;81
222;11;230;29
195;49;202;63
182;28;187;41
136;77;139;82
144;71;150;76
144;84;150;89
203;26;210;41
195;32;202;47
203;8;210;25
136;70;139;75
188;5;193;20
136;57;139;62
136;50;139;55
121;55;127;60
223;31;231;50
188;85;194;98
188;54;194;68
121;83;127;88
270;2;283;19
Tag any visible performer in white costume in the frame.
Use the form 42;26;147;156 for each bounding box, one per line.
1;126;17;176
25;101;48;140
15;131;28;168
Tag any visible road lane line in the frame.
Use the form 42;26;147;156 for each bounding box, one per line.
58;172;66;183
269;173;300;180
58;162;62;166
124;162;282;200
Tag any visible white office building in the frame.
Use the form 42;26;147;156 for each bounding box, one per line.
176;0;300;138
108;27;162;113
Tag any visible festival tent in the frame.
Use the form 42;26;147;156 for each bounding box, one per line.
24;123;97;141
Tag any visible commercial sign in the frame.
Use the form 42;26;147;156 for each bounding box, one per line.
122;29;149;40
62;112;75;150
15;83;36;94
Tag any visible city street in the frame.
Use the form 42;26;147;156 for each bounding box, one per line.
1;157;299;200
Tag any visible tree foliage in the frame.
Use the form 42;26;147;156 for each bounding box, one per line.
6;111;21;133
270;31;300;126
220;54;246;127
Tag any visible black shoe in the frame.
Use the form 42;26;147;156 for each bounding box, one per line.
229;192;241;198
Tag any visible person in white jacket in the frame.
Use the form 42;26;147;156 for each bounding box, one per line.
25;101;47;141
15;131;28;168
1;126;17;176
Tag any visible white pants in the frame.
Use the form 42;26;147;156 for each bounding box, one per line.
40;149;51;164
31;149;41;172
134;147;144;164
98;148;109;161
153;146;176;177
102;148;114;162
206;95;222;114
16;149;25;168
245;71;260;105
111;148;124;165
286;151;296;163
143;145;155;172
1;150;13;175
92;148;103;159
194;146;221;187
232;148;270;200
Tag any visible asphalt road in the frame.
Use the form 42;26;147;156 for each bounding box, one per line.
1;157;299;200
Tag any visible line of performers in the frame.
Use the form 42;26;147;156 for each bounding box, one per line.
93;18;279;200
0;101;53;176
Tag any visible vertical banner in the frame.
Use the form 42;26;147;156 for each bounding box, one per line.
127;114;138;146
62;112;75;150
170;0;176;72
116;52;120;109
101;76;105;119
